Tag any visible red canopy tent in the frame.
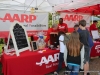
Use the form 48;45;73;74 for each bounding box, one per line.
58;4;100;15
57;4;100;32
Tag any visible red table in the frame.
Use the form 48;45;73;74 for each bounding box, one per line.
90;42;100;57
2;42;100;75
1;50;60;75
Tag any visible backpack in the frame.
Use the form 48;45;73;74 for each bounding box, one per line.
63;34;70;45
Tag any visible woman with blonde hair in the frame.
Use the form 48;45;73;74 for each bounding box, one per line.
64;31;85;75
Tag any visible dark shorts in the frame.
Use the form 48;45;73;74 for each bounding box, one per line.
84;47;90;64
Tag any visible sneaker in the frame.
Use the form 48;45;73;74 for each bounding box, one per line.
54;71;58;75
64;71;68;75
87;73;90;75
79;68;84;71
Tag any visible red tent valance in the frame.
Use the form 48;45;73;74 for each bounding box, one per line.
58;4;100;15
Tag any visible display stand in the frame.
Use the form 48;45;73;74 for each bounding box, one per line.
31;41;38;51
6;21;31;56
6;33;10;50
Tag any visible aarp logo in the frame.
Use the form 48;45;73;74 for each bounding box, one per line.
95;45;100;53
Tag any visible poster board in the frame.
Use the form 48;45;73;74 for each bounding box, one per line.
0;10;48;38
10;21;31;56
91;30;100;39
60;12;90;28
31;41;38;51
0;10;48;31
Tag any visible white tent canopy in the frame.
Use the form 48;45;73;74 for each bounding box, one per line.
0;0;100;12
0;0;53;12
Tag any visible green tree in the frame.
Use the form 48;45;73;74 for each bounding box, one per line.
0;39;4;44
48;13;52;28
48;12;60;28
49;13;52;20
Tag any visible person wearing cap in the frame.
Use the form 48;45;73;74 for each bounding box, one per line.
57;18;68;33
45;24;58;45
90;20;98;33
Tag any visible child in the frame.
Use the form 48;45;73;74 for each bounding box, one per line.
64;31;85;75
74;24;79;31
78;20;90;75
54;31;69;75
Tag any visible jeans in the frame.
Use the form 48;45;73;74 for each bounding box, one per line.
68;64;80;75
56;52;64;73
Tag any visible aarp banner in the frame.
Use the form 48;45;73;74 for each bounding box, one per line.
0;10;48;31
60;13;90;28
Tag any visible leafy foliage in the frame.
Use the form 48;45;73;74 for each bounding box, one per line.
0;39;4;44
48;13;52;28
49;13;52;20
48;12;59;28
97;21;100;29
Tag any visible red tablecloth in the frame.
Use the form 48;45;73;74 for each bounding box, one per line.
90;42;100;57
1;50;60;75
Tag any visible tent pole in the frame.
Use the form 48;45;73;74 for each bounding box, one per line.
52;13;53;26
92;16;93;24
55;13;57;24
53;13;55;24
24;0;35;13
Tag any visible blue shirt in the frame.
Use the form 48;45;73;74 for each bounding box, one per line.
77;28;94;48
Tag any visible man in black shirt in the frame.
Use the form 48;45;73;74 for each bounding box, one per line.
78;20;90;75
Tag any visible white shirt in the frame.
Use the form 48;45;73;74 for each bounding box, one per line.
59;35;66;53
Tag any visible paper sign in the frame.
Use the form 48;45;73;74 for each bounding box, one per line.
91;30;99;39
